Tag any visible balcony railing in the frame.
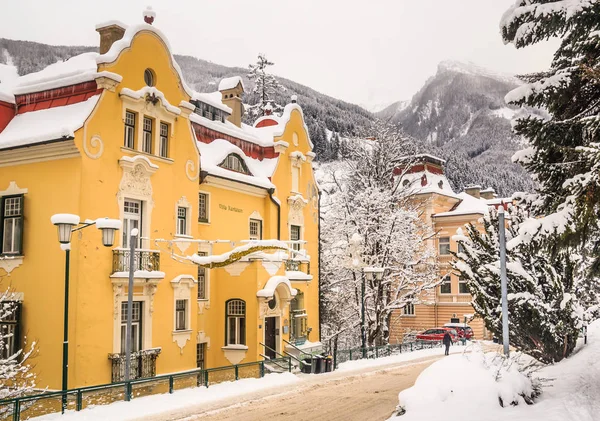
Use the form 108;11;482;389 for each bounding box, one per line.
108;348;161;382
285;260;311;274
112;249;160;273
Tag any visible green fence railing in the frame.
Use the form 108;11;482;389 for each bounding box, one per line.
0;357;292;421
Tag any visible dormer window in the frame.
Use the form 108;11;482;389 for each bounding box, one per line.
219;154;250;174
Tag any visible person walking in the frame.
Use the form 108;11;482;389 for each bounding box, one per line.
442;331;452;356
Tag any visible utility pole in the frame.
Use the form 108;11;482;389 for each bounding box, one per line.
498;206;510;356
361;273;366;358
124;228;138;395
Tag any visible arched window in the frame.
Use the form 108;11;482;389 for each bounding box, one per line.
226;299;246;345
219;154;251;175
144;68;155;87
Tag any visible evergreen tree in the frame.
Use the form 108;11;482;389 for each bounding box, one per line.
501;1;600;270
452;206;597;363
246;53;285;119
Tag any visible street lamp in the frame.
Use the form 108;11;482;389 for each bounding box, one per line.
362;267;385;358
50;214;121;413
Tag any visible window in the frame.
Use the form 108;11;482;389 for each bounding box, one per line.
120;301;142;353
177;207;188;236
402;303;415;316
1;195;24;255
290;225;301;252
249;219;262;241
197;252;207;300
175;299;187;331
0;301;21;359
440;275;452;294
122;199;141;249
142;117;153;154
198;193;209;223
290;292;307;342
219;154;249;174
459;279;469;294
159;122;169;158
226;299;246;346
144;68;155;87
439;237;450;255
124;111;136;149
196;343;206;369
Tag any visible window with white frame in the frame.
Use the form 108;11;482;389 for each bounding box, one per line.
459;278;469;294
177;207;188;236
402;303;415;316
120;301;142;353
440;275;452;294
439;237;451;255
122;199;141;249
249;219;262;241
124;111;136;149
142;117;153;154
219;154;249;174
198;193;209;223
159;122;169;158
175;299;188;331
1;195;24;255
226;299;246;346
290;225;301;252
196;343;205;369
197;252;207;300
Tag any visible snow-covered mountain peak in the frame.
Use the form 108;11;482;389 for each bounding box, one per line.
437;60;521;85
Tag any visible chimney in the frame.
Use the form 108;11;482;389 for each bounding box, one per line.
291;95;297;104
480;187;496;200
143;6;156;25
464;185;482;199
218;76;245;127
96;22;126;55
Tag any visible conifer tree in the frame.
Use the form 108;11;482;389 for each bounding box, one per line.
501;1;600;270
246;53;285;119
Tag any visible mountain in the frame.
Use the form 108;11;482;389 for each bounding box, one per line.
378;60;535;196
0;37;374;145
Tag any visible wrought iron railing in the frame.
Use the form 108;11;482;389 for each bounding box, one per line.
285;260;300;271
108;348;161;382
112;249;160;273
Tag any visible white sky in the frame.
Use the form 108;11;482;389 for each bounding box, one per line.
0;0;558;110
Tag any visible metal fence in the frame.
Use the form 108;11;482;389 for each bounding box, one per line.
328;341;448;369
0;357;291;421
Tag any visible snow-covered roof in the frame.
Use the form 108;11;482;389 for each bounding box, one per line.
198;139;277;189
257;276;297;298
0;94;100;150
190;112;274;147
433;192;492;218
247;103;314;149
192;91;232;114
402;170;460;199
121;86;181;115
218;76;244;92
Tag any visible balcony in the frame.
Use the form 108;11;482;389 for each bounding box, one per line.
112;249;160;274
108;348;161;382
285;259;312;280
437;294;472;304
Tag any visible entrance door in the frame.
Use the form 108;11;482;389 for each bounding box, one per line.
265;317;277;358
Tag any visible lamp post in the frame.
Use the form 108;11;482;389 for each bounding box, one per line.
362;267;385;358
51;215;121;413
498;206;510;357
124;227;138;395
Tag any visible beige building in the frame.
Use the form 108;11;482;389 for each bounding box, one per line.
389;155;509;341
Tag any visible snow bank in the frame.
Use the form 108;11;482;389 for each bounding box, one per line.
391;348;537;420
33;373;299;421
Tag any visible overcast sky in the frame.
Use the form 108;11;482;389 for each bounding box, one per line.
0;0;558;110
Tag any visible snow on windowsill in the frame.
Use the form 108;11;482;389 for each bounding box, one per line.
120;148;173;165
285;271;313;281
110;271;165;279
222;345;248;351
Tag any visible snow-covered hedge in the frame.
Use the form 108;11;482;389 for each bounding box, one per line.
391;348;540;420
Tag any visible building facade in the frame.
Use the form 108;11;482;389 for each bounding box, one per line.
389;155;508;341
0;15;319;390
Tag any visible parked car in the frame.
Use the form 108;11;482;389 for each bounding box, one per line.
443;323;474;340
416;327;458;343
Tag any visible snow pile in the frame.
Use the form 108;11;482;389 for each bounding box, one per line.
218;76;244;91
392;348;538;420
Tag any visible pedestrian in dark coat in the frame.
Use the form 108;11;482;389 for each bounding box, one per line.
443;332;452;356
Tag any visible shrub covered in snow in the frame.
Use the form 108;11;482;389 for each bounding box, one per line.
392;348;541;420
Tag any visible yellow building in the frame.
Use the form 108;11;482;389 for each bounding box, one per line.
0;14;320;390
389;155;509;341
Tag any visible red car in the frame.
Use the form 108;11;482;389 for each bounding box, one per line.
444;323;474;340
416;327;458;343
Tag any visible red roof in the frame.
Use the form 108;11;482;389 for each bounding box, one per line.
192;122;277;161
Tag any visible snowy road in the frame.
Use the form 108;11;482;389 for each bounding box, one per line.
149;356;443;421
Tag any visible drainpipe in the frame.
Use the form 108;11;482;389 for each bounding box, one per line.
268;188;281;240
318;190;322;342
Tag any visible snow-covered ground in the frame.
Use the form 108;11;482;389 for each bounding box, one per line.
391;320;600;421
